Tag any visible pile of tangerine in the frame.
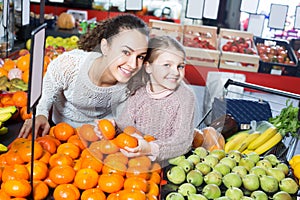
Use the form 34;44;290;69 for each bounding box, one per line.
0;119;161;199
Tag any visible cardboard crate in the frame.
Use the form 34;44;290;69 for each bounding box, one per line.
219;28;259;72
183;25;220;68
254;36;298;76
148;19;183;43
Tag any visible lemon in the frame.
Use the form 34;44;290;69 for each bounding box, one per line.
26;39;31;50
293;162;300;179
289;154;300;168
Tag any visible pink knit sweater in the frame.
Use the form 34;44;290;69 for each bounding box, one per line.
115;82;196;161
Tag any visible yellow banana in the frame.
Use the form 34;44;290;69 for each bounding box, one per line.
247;127;277;150
224;131;249;153
235;131;261;153
242;149;254;155
254;132;282;155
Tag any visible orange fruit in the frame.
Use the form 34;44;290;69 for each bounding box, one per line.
147;180;160;196
0;68;8;77
49;165;75;184
67;134;88;151
3;59;16;71
81;188;106;200
43;176;58;189
115;133;138;149
150;162;162;174
22;69;29;83
38;149;51;164
123;176;149;192
16;54;30;71
79;124;99;142
143;134;156;142
104;151;129;165
4;149;24;165
12;91;27;107
36;135;57;154
128;156;152;169
32;180;49;200
98;139;120;155
126;166;150;180
25;160;48;181
0;189;10;200
53;122;75;141
49;153;74;167
98;173;124;194
98;119;116;139
3;179;31;198
146;193;158;200
17;140;43;163
2;164;30;182
19;106;32;120
80;156;103;173
123;126;142;135
118;189;146;200
149;171;161;185
88;141;107;159
73;168;99;190
107;192;120;200
102;160;127;176
0;95;14;106
56;142;81;159
53;184;80;200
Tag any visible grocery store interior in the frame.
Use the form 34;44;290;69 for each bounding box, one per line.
0;0;299;159
0;0;300;199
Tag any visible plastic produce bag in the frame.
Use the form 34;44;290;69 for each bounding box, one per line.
197;126;225;152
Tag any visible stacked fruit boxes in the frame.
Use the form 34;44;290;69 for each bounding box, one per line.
183;25;220;68
148;19;183;43
219;28;260;72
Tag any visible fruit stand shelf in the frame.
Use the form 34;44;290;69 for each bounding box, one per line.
185;65;300;95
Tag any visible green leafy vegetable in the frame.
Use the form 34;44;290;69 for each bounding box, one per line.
268;99;300;138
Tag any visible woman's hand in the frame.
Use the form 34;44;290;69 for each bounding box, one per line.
120;133;152;157
18;115;50;138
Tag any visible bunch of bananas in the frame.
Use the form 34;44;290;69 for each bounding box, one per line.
0;105;18;136
225;122;283;155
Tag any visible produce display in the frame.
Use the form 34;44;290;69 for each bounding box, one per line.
256;43;296;65
218;28;260;72
162;148;299;199
0;120;161;199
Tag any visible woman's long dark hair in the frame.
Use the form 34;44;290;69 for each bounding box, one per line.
77;14;149;52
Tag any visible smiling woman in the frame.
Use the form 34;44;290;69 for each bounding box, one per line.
18;14;149;139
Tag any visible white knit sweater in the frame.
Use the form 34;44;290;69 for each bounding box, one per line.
36;49;128;128
115;82;196;161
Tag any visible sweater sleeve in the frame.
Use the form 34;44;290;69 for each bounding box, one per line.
153;84;196;161
36;50;80;119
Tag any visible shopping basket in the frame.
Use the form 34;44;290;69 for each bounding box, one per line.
197;79;300;161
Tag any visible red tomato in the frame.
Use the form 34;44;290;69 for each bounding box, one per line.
222;44;230;51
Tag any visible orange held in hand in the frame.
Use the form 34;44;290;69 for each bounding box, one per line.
115;133;138;149
97;119;116;139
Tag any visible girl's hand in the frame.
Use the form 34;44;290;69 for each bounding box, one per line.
120;133;152;157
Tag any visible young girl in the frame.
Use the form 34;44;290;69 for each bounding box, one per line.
114;35;197;162
19;14;149;138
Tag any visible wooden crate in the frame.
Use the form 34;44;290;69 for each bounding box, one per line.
219;28;259;72
184;46;220;68
148;19;183;42
182;25;220;68
183;24;218;48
